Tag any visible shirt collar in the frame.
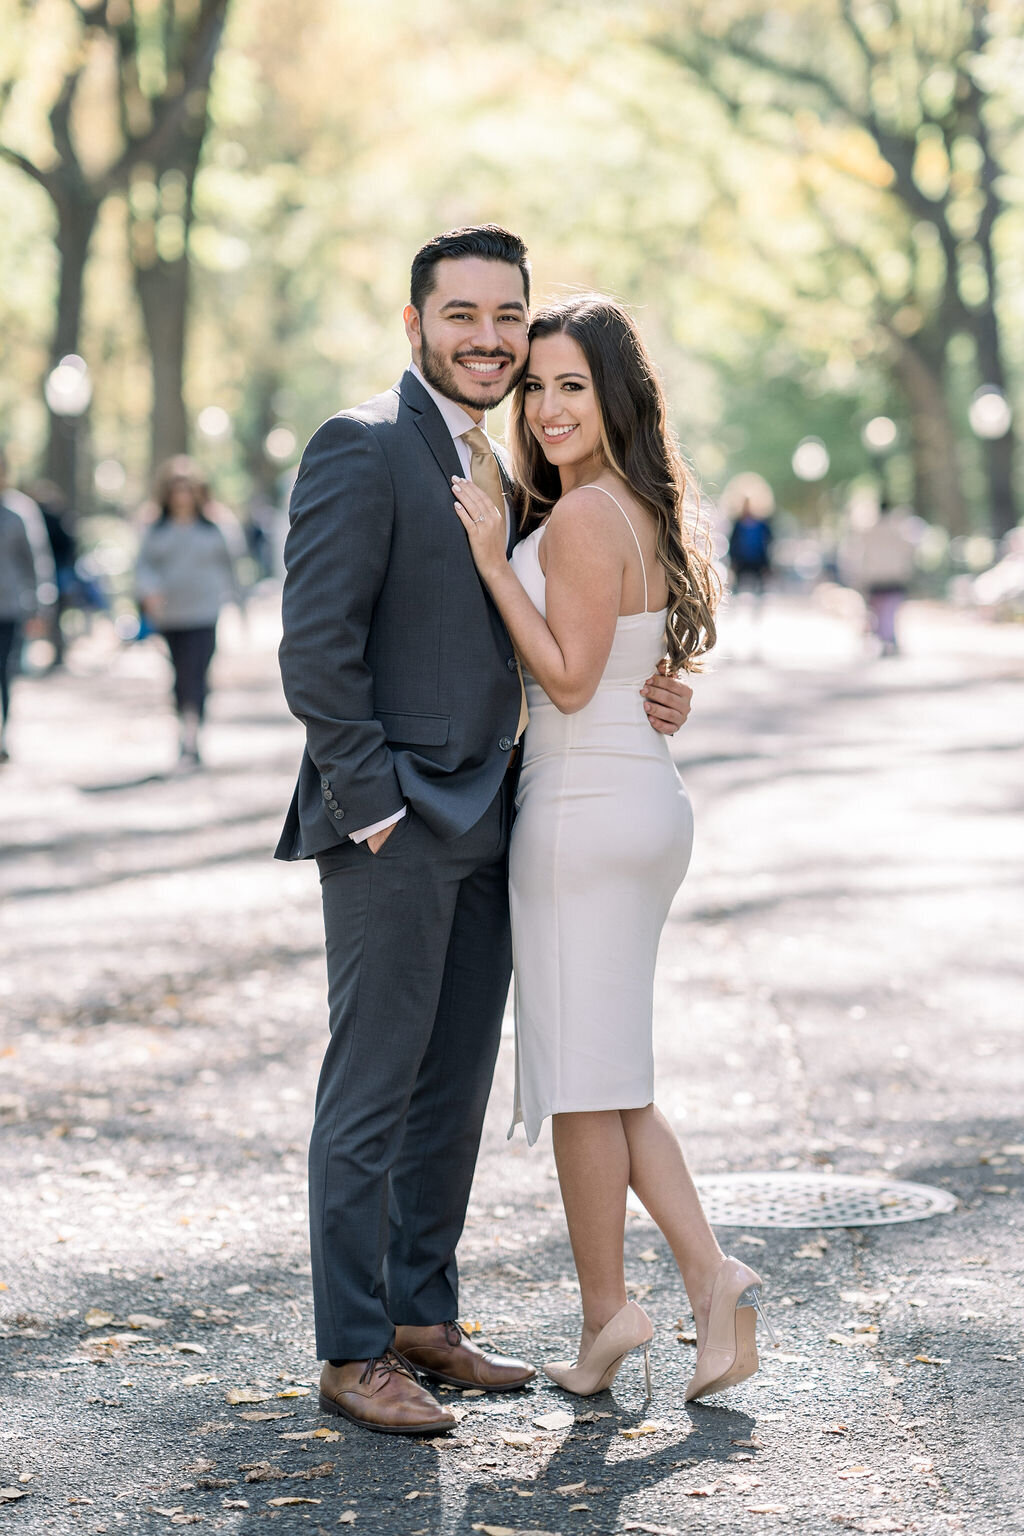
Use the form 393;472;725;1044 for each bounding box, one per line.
410;361;487;444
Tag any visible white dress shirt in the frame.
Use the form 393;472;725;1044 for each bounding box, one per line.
349;361;509;844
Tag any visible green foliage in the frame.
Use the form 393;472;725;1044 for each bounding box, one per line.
0;0;1020;529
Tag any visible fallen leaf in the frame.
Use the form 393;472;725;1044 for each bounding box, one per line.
912;1355;950;1366
0;1489;29;1504
288;1463;334;1481
623;1524;680;1535
684;1484;719;1497
173;1342;207;1355
828;1332;878;1348
676;1330;697;1345
620;1420;667;1439
242;1462;286;1483
731;1436;762;1448
124;1314;167;1329
337;1513;357;1525
747;1506;789;1515
471;1527;516;1536
500;1431;535;1448
83;1309;115;1328
405;1491;425;1500
276;1387;310;1398
268;1496;321;1506
181;1373;217;1387
638;1248;659;1262
556;1482;587;1495
461;1388;486;1397
823;1423;850;1435
533;1409;573;1430
222;1502;249;1511
312;1427;341;1440
837;1465;873;1479
460;1319;482;1334
225;1284;251;1296
738;1234;766;1245
225;1388;270;1405
569;1505;589;1512
152;1510;184;1519
982;1186;1009;1195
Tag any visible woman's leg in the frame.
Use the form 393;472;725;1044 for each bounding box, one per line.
620;1104;725;1348
551;1110;630;1358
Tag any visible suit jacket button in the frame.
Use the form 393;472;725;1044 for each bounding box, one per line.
333;809;344;819
499;736;513;752
506;656;518;671
321;776;330;788
327;798;338;809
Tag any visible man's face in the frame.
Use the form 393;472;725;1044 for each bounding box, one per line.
404;257;529;417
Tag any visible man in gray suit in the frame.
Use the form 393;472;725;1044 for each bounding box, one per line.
277;226;693;1435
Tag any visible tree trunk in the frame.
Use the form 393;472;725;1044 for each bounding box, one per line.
886;327;969;534
135;242;191;467
968;303;1018;540
44;196;101;506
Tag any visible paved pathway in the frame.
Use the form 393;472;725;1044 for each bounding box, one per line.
1;589;1022;1535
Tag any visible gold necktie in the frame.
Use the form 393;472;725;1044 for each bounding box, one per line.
462;426;529;743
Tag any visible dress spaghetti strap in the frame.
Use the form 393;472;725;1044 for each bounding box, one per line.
585;484;650;613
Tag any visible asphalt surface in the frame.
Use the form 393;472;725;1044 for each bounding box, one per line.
1;587;1022;1536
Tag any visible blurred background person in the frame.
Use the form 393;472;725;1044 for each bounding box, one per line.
0;449;49;763
135;455;245;770
727;496;774;597
841;496;918;657
28;479;78;669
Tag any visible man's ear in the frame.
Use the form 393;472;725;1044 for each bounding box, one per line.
403;304;422;356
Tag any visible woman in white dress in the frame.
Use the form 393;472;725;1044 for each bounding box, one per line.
453;296;776;1402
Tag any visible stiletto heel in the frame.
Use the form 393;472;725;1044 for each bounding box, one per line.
684;1257;778;1403
642;1339;652;1399
742;1284;778;1347
544;1301;653;1397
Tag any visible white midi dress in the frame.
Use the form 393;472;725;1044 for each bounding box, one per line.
507;487;695;1145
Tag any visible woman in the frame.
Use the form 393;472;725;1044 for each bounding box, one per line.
136;457;243;769
453;296;776;1402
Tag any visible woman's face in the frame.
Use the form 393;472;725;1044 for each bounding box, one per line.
522;332;603;473
168;479;199;519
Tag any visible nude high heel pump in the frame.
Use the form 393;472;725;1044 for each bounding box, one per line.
684;1256;778;1403
544;1301;653;1398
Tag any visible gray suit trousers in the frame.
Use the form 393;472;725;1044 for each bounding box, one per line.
308;782;513;1361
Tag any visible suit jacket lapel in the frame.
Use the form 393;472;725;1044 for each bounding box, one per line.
397;369;464;486
493;444;523;556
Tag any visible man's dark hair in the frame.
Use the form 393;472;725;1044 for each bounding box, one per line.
410;225;530;313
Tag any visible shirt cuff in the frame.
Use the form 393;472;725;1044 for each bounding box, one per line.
348;806;407;844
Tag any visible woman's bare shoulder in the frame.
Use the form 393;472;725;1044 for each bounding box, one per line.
547;482;631;535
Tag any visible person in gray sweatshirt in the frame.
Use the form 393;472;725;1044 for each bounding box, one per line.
0;448;46;763
136;456;243;768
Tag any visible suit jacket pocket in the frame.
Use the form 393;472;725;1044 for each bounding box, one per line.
373;709;450;747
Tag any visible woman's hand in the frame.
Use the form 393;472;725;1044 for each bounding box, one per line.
452;476;507;581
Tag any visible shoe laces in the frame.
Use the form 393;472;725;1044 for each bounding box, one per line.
442;1320;469;1347
358;1350;416;1387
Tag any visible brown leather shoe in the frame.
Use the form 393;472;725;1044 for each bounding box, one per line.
318;1352;456;1435
393;1321;536;1391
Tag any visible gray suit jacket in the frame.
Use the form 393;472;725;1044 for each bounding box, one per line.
276;369;523;859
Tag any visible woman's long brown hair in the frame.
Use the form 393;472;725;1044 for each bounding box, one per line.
509;296;719;673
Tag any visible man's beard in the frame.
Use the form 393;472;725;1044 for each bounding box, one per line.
419;330;526;412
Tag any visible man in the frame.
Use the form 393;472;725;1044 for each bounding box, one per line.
277;226;693;1435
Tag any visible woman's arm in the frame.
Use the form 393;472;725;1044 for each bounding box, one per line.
454;477;623;714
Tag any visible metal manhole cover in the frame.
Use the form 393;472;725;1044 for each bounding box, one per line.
630;1173;958;1229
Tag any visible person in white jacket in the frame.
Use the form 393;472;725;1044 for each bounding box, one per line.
842;498;917;656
